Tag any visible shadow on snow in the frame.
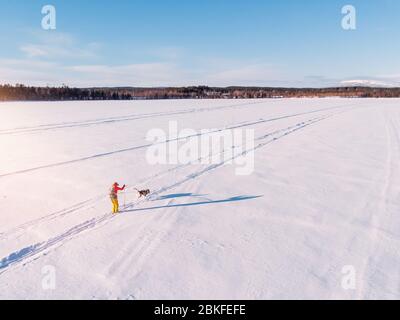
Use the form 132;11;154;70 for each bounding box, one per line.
0;194;262;271
123;194;263;213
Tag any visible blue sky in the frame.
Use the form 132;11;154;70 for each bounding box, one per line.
0;0;399;87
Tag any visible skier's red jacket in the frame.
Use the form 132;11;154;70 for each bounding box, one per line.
110;184;125;199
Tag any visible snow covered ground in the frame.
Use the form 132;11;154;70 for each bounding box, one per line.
1;98;400;300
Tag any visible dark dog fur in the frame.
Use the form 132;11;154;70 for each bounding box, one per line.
135;188;150;198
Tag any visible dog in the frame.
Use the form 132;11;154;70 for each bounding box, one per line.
135;188;151;198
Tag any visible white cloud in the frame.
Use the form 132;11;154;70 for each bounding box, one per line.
20;45;49;58
3;56;400;88
66;63;186;87
0;30;308;87
19;31;100;59
0;58;343;88
0;59;188;87
206;64;280;86
3;30;400;88
7;31;400;88
0;59;61;85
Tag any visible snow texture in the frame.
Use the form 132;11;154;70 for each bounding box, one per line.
1;98;399;299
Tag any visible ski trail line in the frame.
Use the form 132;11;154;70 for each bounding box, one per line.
0;108;350;275
357;110;399;299
0;115;269;241
0;102;362;179
0;100;268;136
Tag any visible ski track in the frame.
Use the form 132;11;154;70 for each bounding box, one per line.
107;197;180;283
0;106;357;276
0;197;103;240
0;114;274;239
0;117;264;178
356;109;400;299
356;111;392;299
0;100;267;136
0;127;250;241
0;102;362;179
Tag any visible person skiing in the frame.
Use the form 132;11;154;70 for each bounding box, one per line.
110;182;125;214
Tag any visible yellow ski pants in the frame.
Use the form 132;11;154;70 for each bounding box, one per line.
111;198;119;214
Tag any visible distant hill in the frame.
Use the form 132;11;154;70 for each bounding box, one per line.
1;84;400;101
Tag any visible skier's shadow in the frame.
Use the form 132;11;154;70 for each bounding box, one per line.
123;194;263;213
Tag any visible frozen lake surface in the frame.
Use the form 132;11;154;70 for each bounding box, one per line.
1;98;400;299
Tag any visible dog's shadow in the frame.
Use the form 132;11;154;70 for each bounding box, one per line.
123;194;263;213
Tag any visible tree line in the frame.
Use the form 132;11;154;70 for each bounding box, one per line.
1;84;400;101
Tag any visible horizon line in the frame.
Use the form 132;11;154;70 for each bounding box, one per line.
2;84;400;90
